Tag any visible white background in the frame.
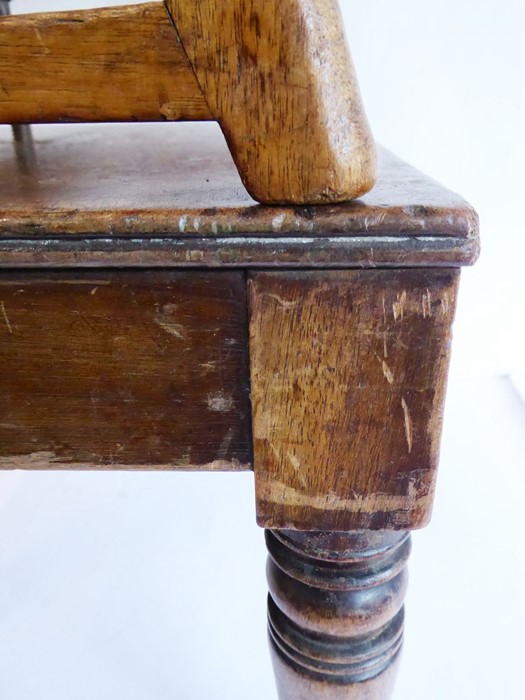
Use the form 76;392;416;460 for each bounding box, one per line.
1;1;524;699
342;0;525;386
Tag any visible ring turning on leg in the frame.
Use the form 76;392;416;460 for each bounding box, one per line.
266;530;411;699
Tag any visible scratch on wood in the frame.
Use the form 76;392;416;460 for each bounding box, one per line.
0;451;250;471
422;288;432;318
0;451;61;468
401;397;413;453
0;301;12;334
200;360;217;372
392;291;407;321
207;391;234;412
382;360;394;384
155;318;185;338
272;213;286;231
266;293;298;309
217;427;234;460
258;480;430;513
441;292;450;316
373;350;394;384
33;27;48;53
287;451;307;488
155;304;186;339
185;250;205;262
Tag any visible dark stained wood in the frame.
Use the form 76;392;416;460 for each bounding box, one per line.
0;17;478;700
249;269;459;531
267;530;410;699
0;124;479;268
166;0;376;204
0;3;212;124
0;234;479;270
0;271;252;470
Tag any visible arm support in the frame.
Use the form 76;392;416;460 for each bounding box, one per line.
0;0;376;204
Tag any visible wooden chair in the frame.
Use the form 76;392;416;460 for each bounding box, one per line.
0;2;479;698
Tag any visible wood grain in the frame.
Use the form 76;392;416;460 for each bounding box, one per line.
166;0;376;204
0;3;212;123
0;124;479;268
267;530;409;699
0;0;376;203
249;269;460;530
271;652;400;700
0;271;251;470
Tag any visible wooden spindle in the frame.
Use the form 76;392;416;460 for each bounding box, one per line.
266;530;411;699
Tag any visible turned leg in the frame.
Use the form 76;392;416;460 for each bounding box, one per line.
266;530;410;700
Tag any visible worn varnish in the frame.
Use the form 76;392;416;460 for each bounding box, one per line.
0;3;212;123
249;269;459;530
0;124;479;268
0;0;375;204
267;530;410;699
0;271;251;470
0;10;478;699
166;0;376;204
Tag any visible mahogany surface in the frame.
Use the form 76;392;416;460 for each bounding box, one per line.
0;123;479;699
0;123;478;267
0;271;251;471
0;122;479;512
249;268;458;531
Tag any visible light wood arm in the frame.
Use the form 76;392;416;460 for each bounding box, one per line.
0;0;376;204
0;3;213;123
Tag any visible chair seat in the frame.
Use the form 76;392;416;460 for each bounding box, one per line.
0;122;478;268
